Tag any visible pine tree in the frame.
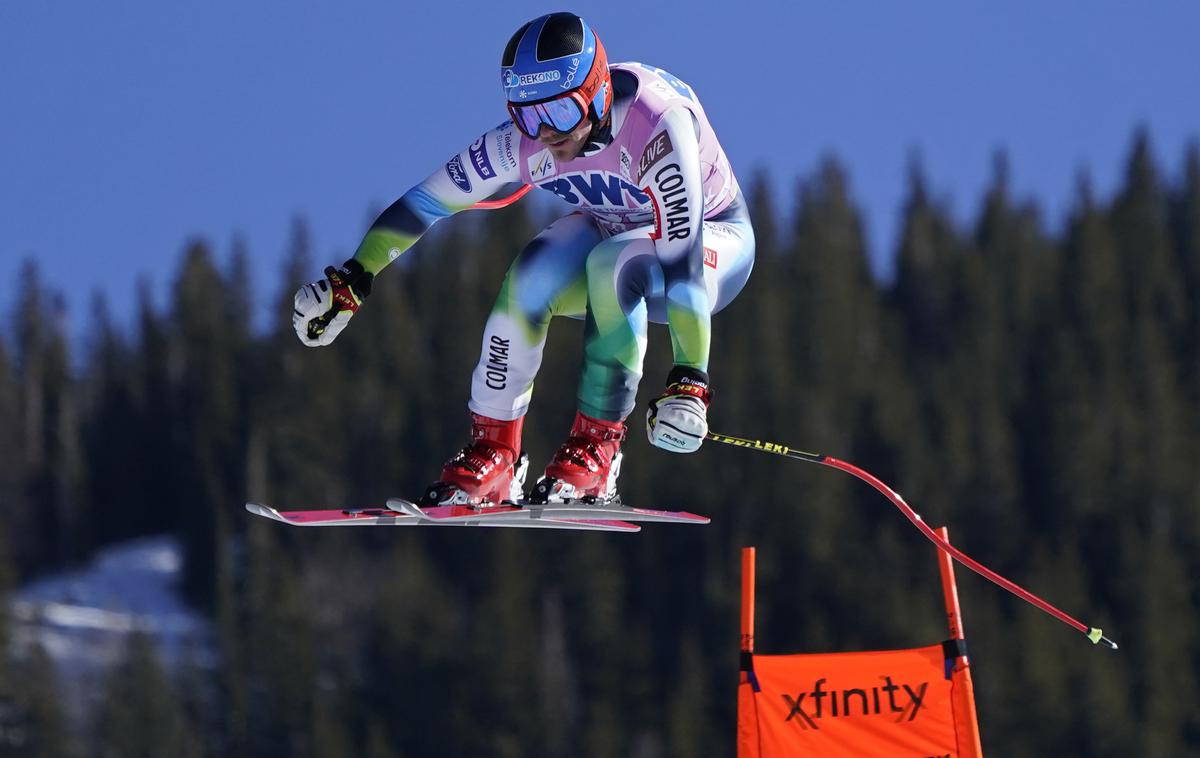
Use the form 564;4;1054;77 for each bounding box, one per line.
13;261;87;572
223;236;257;510
239;523;320;758
91;633;199;758
887;157;981;535
4;645;75;758
1166;144;1200;592
169;240;248;604
1171;144;1200;397
536;589;579;758
261;219;341;507
1111;131;1189;350
80;292;141;546
1133;522;1198;755
666;632;712;758
1110;135;1193;533
358;538;465;756
130;279;176;535
0;337;22;579
310;695;356;758
363;720;403;758
789;157;879;446
955;153;1052;553
1043;174;1128;525
566;538;628;758
470;531;541;757
892;156;964;360
0;523;13;746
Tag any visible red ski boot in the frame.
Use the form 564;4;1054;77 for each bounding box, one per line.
420;413;528;506
530;411;626;504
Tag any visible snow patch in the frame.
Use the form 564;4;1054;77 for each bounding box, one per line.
8;535;216;718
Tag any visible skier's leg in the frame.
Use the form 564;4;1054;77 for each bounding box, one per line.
468;212;600;420
533;231;657;501
641;205;755;451
534;207;753;500
578;203;756;422
576;233;659;422
429;213;600;505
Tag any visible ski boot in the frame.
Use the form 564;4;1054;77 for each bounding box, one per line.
529;411;626;505
420;413;528;507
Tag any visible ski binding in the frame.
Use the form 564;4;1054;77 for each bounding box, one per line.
388;495;709;527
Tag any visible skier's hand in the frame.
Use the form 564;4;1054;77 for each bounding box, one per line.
293;260;373;347
646;367;711;453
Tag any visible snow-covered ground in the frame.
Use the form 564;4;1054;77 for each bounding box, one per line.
8;535;215;717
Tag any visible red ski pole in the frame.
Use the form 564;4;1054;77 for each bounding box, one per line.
469;184;533;210
706;431;1118;650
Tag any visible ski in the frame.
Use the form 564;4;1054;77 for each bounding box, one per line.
387;498;710;526
245;502;641;532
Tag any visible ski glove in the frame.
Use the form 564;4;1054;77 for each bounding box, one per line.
646;366;711;453
293;260;373;347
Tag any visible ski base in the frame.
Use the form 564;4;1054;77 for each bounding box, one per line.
389;498;710;526
245;502;640;532
246;497;710;532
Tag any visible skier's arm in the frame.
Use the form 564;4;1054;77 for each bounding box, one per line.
352;122;524;275
293;123;522;346
638;106;709;369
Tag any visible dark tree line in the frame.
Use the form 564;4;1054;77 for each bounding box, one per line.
1;130;1198;756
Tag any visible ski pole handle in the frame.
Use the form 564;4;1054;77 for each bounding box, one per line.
306;308;338;341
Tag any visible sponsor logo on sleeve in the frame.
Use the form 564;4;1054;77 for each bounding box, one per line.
469;136;496;181
445;155;472;192
650;81;674;99
639;64;697;101
703;247;718;268
638;130;673;182
619;147;633;180
646;162;690;241
528;148;556;180
494;121;518;171
705;221;740;239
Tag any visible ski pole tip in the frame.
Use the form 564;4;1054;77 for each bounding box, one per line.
1087;627;1118;650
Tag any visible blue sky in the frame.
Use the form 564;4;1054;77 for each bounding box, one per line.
3;1;1198;335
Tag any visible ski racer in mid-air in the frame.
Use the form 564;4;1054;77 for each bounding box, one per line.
293;11;755;507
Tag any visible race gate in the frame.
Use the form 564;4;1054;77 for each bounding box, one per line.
736;528;984;757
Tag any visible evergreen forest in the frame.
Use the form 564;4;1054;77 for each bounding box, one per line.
1;131;1198;756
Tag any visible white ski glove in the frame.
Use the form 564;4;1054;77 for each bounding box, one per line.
293;260;373;347
646;367;711;453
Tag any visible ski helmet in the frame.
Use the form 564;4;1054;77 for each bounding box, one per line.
501;12;612;138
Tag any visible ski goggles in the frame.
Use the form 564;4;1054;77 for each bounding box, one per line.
507;90;591;138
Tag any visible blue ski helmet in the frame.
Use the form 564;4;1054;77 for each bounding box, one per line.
501;12;612;137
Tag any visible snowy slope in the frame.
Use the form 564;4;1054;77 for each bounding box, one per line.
8;535;215;716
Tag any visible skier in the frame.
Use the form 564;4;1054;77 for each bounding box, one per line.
293;12;755;507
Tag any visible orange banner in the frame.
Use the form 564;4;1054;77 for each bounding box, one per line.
738;644;966;758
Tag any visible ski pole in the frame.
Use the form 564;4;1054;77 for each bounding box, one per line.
706;431;1118;651
469;184;533;210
